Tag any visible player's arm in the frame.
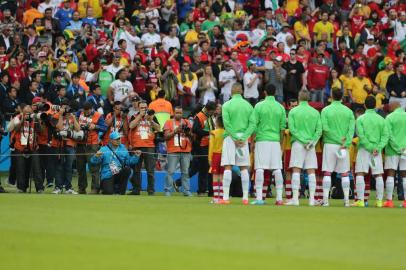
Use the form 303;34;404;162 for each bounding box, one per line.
386;118;401;154
377;120;390;152
312;114;322;143
345;112;355;148
356;119;374;152
242;107;258;141
279;107;287;141
320;110;330;134
222;105;238;140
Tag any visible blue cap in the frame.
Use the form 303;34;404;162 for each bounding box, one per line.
109;131;121;140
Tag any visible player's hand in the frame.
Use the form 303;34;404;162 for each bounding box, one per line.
95;151;103;157
372;149;378;156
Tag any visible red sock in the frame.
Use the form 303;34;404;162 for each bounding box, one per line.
285;179;292;200
213;182;219;200
315;176;323;201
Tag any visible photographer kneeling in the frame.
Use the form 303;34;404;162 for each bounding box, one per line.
163;106;193;196
91;132;141;195
50;101;80;194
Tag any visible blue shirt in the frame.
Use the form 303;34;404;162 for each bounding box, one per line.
82;17;97;27
90;144;139;180
66;20;83;31
55;8;74;30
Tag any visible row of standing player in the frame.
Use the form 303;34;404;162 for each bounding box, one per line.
207;83;406;207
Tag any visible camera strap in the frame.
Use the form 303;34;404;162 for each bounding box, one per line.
173;119;188;150
106;144;125;168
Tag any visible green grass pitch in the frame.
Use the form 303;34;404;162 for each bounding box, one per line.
1;190;405;270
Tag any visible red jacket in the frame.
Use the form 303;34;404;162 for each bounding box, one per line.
307;63;329;90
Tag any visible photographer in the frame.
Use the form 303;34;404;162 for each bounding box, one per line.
128;101;160;195
163;107;193;196
193;101;216;196
102;101;128;146
76;101;107;194
7;103;44;193
49;101;80;194
91;132;141;195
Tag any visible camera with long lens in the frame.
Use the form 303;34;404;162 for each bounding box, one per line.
57;130;86;141
27;112;48;122
34;103;50;113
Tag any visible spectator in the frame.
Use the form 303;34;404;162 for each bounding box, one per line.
386;63;406;109
148;90;174;129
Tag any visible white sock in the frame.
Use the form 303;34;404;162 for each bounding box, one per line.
241;169;249;200
292;172;300;202
308;174;316;202
322;175;332;203
403;178;406;200
356;175;365;201
255;169;264;201
385;176;394;201
342;175;350;202
274;170;284;202
222;170;232;201
375;176;384;201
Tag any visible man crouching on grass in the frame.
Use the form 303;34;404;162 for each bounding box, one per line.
90;132;141;195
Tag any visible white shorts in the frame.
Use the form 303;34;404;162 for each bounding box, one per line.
322;144;350;173
254;141;282;170
355;148;384;175
384;155;406;171
289;141;317;170
221;136;250;167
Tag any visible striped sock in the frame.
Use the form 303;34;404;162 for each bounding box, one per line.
285;177;292;200
316;176;323;201
365;175;370;202
213;182;219;200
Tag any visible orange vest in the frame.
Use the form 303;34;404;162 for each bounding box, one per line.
77;111;101;145
14;115;38;152
195;111;212;147
163;119;192;153
129;117;155;148
51;114;77;148
102;113;128;146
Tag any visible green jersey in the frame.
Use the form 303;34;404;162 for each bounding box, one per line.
222;94;253;141
356;109;389;153
321;101;355;147
385;107;406;156
98;70;114;97
245;96;286;142
288;101;322;144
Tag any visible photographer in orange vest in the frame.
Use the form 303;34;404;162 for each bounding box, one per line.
75;101;107;194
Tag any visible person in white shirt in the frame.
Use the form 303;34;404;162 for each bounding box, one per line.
243;61;260;106
392;11;406;42
38;0;56;15
219;61;239;103
162;26;180;53
108;69;136;107
141;23;161;54
106;53;124;78
276;23;294;47
113;25;141;60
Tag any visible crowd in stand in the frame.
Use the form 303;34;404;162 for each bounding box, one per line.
0;0;404;203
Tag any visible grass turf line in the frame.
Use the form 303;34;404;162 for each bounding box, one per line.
0;194;405;270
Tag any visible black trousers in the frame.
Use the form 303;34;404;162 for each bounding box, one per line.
38;144;53;185
196;146;209;194
101;167;132;195
15;150;44;192
131;147;155;193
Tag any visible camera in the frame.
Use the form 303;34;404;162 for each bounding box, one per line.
34;102;50;112
146;109;155;116
58;130;86;141
180;123;191;133
28;112;48;122
121;106;130;114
